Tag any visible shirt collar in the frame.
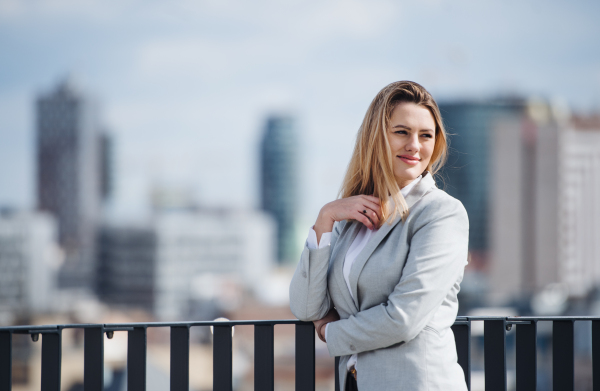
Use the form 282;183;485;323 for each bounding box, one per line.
400;175;422;198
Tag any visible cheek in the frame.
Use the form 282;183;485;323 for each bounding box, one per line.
422;143;435;162
388;138;404;152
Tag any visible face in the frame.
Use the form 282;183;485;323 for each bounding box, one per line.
387;102;436;188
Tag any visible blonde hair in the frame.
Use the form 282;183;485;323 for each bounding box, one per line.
339;81;448;225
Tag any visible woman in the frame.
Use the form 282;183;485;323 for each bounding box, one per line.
289;81;469;391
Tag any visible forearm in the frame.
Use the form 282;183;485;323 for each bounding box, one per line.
289;245;332;321
325;301;424;356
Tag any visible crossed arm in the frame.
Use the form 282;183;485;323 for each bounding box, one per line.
325;201;468;356
290;197;468;356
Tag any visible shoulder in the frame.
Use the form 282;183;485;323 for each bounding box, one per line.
408;188;468;227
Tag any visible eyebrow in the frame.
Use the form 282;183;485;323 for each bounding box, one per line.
392;124;435;133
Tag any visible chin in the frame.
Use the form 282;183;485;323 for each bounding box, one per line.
395;170;418;182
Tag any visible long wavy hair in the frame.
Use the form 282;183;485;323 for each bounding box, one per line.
339;81;448;226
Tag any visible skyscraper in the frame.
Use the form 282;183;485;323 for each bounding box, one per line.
487;99;560;303
36;78;110;287
260;115;299;264
438;100;525;268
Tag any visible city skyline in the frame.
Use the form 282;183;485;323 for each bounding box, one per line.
1;0;599;227
1;3;599;388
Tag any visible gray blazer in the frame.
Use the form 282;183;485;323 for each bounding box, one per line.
289;173;469;391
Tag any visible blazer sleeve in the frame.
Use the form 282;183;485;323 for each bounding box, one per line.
289;221;343;321
325;198;469;357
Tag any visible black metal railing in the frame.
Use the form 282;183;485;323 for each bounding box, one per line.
0;316;599;391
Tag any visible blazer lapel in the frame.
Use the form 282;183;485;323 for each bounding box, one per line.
330;221;361;313
348;173;438;303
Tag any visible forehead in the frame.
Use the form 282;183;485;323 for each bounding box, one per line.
390;102;435;128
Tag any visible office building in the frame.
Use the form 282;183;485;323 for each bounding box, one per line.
487;99;561;302
36;78;111;287
558;117;600;297
0;211;60;318
438;99;525;268
488;103;600;302
96;210;276;320
260;115;299;264
96;226;156;312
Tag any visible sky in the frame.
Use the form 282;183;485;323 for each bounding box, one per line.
0;0;599;225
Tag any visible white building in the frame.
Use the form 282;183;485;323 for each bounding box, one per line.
154;210;276;319
0;212;61;319
490;106;600;303
558;123;600;296
97;209;277;320
488;99;561;303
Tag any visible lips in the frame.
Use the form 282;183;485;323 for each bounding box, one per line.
398;155;420;165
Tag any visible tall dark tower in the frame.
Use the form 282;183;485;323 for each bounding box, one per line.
260;115;299;264
36;78;110;287
438;99;525;268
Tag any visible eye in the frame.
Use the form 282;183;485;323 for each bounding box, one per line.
420;133;433;139
393;130;408;135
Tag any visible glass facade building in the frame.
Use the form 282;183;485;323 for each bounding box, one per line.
260;116;299;264
438;101;524;254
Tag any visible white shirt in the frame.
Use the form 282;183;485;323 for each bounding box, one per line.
306;176;422;371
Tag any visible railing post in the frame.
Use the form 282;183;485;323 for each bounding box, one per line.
553;320;574;391
516;321;536;391
128;327;147;391
254;324;274;391
334;356;340;391
41;331;62;391
0;332;11;391
84;327;104;391
170;326;190;391
484;319;506;391
452;322;471;391
295;323;315;391
213;325;233;391
593;320;600;391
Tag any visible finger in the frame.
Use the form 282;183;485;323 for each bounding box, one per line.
353;211;374;229
360;195;381;205
357;204;380;226
358;208;378;227
356;201;381;221
365;210;380;226
360;204;381;224
318;330;326;343
315;324;326;342
361;199;382;216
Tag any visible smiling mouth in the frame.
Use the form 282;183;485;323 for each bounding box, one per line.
398;155;420;165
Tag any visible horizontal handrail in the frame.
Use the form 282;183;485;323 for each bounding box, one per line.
0;318;309;333
5;315;600;333
1;316;600;391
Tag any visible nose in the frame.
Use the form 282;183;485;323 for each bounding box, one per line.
405;133;420;152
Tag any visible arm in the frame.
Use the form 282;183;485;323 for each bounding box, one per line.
289;195;382;321
289;225;339;321
325;198;469;356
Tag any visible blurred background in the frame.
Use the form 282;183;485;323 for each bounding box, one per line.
1;0;599;389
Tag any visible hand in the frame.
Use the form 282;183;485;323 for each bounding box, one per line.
313;308;340;343
314;195;382;241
